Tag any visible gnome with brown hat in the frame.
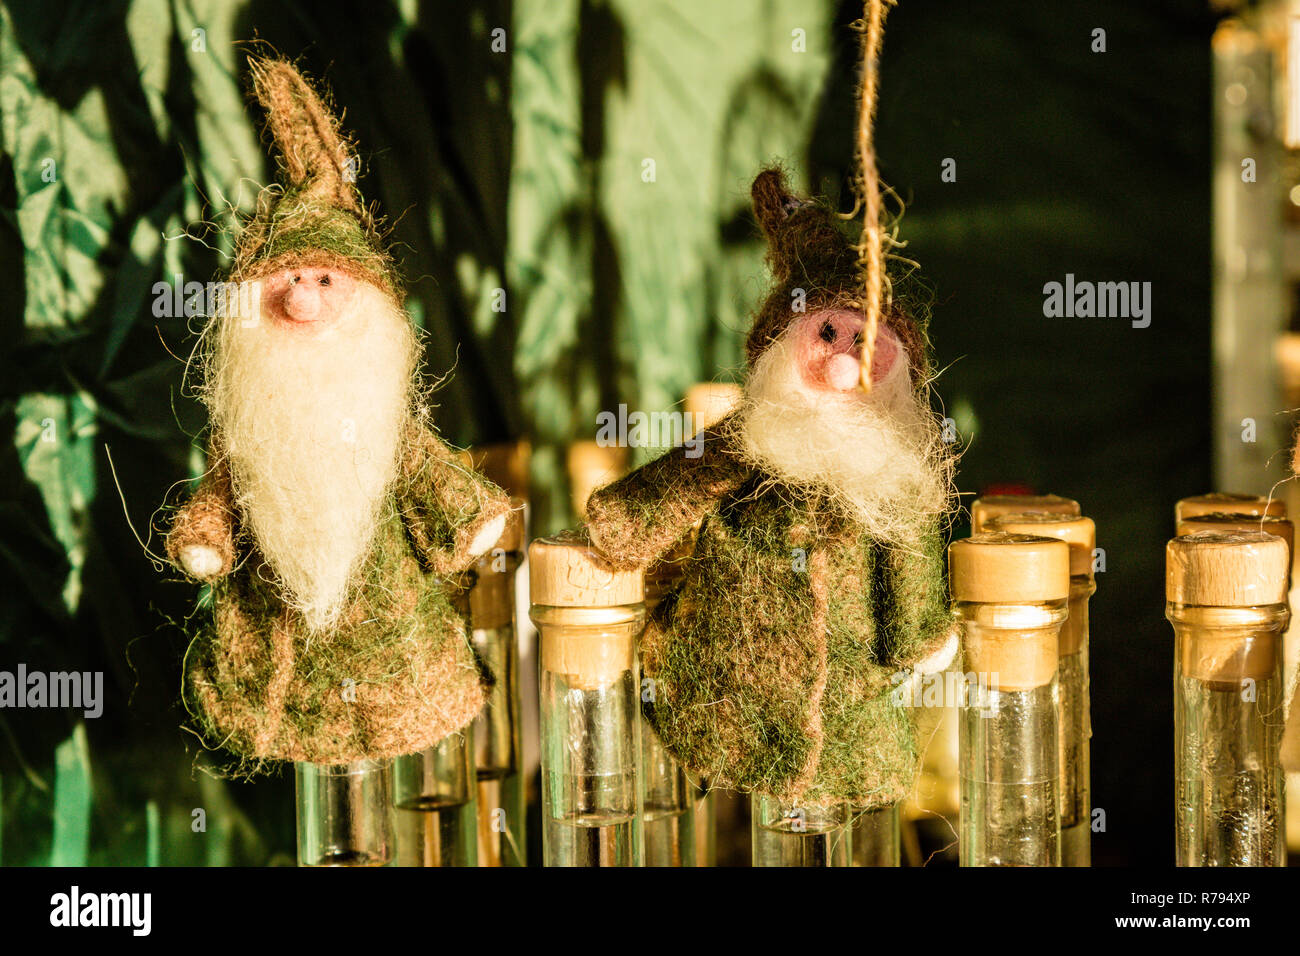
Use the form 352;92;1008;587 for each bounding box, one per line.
166;58;511;767
585;168;956;807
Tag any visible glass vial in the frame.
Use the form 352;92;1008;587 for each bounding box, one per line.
989;512;1097;867
851;803;900;867
461;507;526;866
1167;529;1289;866
392;731;477;866
950;532;1070;867
752;796;852;866
296;759;394;867
530;531;645;866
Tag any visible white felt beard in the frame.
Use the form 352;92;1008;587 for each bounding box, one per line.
737;328;951;545
206;278;417;630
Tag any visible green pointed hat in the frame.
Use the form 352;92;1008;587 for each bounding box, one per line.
230;57;397;297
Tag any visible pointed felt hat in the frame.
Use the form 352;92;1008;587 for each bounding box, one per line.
230;57;397;298
747;167;928;385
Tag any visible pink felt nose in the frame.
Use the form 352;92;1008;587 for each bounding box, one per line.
284;280;322;321
827;353;861;391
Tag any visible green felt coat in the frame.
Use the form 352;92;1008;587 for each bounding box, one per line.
167;419;511;766
586;414;951;807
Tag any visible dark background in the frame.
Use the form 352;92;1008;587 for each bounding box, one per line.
0;0;1219;865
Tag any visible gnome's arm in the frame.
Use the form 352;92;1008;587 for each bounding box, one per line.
398;421;513;576
875;520;957;675
586;414;753;569
166;453;238;582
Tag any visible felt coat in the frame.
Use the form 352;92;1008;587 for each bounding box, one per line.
586;414;950;807
167;419;511;765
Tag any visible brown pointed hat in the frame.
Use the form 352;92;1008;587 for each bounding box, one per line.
229;57;397;298
747;167;929;385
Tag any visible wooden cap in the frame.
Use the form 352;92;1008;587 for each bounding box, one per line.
970;494;1080;533
528;529;643;607
1174;493;1287;522
566;441;629;520
684;383;742;434
949;533;1071;603
1176;513;1293;558
988;513;1096;578
1165;530;1289;606
1277;333;1300;408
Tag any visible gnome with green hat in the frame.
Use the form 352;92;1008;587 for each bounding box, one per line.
166;58;511;766
585;168;956;808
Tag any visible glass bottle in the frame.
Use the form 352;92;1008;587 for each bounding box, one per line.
989;512;1097;867
296;759;394;866
1167;529;1289;866
950;532;1070;867
460;507;526;866
906;494;1080;861
530;531;645;866
752;796;852;867
392;733;477;866
850;804;900;867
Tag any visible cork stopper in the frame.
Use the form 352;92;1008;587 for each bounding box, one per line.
1277;333;1300;408
987;512;1096;578
1174;493;1287;523
1166;530;1289;607
970;494;1080;533
1176;512;1293;558
530;531;643;688
949;532;1071;604
566;441;629;520
684;383;742;435
529;530;643;608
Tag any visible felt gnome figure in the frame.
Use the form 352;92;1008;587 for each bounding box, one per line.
586;168;957;808
166;58;511;767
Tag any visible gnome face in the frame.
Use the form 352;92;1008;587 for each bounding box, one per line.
261;265;361;327
207;265;418;629
739;305;945;545
790;308;905;399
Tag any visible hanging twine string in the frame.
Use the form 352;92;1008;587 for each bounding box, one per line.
852;0;894;393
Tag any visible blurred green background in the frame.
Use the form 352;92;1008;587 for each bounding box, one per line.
0;0;1215;865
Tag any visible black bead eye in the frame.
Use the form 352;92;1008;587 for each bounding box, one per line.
819;321;836;344
319;275;331;286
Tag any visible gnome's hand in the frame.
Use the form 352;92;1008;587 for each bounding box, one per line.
398;421;513;576
165;454;237;582
587;413;752;569
467;513;508;559
176;544;228;582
